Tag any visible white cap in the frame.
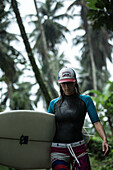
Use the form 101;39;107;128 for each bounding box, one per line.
58;67;76;84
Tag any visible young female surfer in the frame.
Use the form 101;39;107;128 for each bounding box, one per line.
48;67;110;170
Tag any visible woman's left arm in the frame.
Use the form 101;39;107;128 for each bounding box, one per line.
93;121;110;156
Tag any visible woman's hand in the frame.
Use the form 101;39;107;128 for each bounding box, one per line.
102;140;110;156
94;121;110;156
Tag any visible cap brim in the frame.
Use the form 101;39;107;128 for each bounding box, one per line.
58;79;76;84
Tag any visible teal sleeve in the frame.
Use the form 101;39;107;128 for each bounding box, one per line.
48;100;55;113
79;95;100;124
48;97;60;114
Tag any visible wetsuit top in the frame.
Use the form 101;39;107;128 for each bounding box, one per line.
48;93;100;143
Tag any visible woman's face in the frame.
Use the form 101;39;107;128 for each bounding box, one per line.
60;82;75;96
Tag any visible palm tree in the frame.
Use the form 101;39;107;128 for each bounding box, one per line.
33;0;58;98
33;0;70;54
73;27;112;92
0;0;18;83
0;0;35;112
29;0;71;98
0;0;24;111
11;0;52;107
67;0;113;92
68;0;97;90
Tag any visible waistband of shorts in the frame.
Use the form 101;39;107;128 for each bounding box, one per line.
51;140;85;148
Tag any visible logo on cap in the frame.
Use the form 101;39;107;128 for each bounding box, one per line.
62;71;71;77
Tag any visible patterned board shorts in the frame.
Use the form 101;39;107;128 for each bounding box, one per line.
51;140;91;170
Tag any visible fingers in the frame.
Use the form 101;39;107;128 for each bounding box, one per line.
104;145;110;156
102;142;105;152
102;142;110;156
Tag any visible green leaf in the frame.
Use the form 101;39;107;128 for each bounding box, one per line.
87;0;98;10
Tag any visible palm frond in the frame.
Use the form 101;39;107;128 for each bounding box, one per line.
53;13;73;20
67;0;81;11
52;1;64;16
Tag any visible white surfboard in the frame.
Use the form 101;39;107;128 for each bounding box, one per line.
0;110;56;169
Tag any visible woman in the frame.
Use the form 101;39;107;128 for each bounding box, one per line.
48;67;109;170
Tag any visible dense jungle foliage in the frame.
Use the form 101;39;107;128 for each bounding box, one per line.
0;0;113;169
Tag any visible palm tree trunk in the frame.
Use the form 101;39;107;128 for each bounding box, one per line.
33;0;58;98
11;0;52;107
33;0;48;61
87;28;97;90
81;0;97;90
7;81;15;110
101;28;109;80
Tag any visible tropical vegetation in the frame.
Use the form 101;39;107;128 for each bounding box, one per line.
0;0;113;169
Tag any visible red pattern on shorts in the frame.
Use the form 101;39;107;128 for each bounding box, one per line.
51;144;91;170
